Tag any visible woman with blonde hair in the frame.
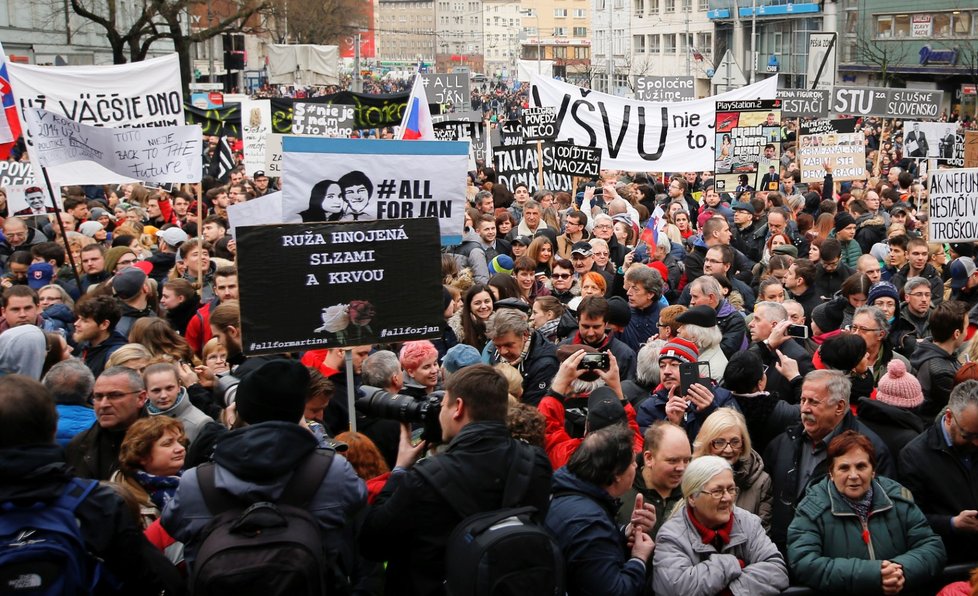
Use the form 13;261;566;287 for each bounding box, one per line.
113;416;187;528
105;343;153;373
527;236;556;277
128;317;196;364
692;409;772;530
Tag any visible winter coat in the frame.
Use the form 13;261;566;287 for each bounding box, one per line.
76;330;128;378
699;344;728;383
717;300;748;359
652;505;789;596
162;421;366;573
790;284;823;324
733;221;767;265
854;213;886;255
909;341;961;420
561;331;637;382
747;339;813;404
839;238;863;269
763;412;895;552
889;309;922;359
620;300;664;353
733;449;773;531
0;444;185;595
455;229;491;284
637;384;741;443
537;391;643;469
163;292;201;339
787;476;946;594
184;299;216;356
66;412;147;481
361;421;552;596
115;303;158;340
56;404;97;447
898;422;978;563
546;467;648;596
145;251;176;285
41;303;76;339
484;330;558;406
814;261;855;300
891;263;946;309
856;397;924;471
147;389;215;445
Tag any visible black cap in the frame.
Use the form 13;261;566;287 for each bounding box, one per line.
512;235;532;246
494;297;530;313
731;201;755;215
675;304;717;328
586;386;627;431
606;296;631;327
253;170;267;178
571;241;593;256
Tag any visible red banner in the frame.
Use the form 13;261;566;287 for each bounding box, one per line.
339;0;375;58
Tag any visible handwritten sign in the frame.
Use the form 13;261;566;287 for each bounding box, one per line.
292;102;355;137
25;108;202;183
240;99;272;177
521;106;559;142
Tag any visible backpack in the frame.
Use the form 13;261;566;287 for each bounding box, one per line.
0;477;100;595
416;441;565;596
191;449;341;596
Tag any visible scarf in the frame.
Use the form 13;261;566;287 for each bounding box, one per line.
134;469;183;510
146;388;186;415
537;318;560;343
838;483;875;528
686;505;735;552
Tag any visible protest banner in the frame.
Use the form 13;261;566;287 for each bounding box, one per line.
635;76;695;102
522;107;559;142
265;134;284;176
292;102;355;137
239;99;272;177
530;73;777;171
184;102;241;137
493;142;574;193
237;218;443;355
491;120;526;148
281;137;469;245
928;168;978;243
433;120;486;163
777;89;830;118
419;73;470;108
902;121;957;160
226;191;283;240
831;87;943;118
713;99;781;192
938;131;965;168
550;143;601;177
798;119;865;183
7;54;184;189
965;131;978;168
0;161;34;186
432;110;482;124
25;108;201;183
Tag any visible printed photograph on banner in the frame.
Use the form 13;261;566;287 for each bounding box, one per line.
5;183;61;216
713;99;781;194
239;99;272;177
236;218;443;355
937;130;965;168
928;168;978;243
492;142;574;193
798;119;864;183
281;137;469;244
902;121;957;160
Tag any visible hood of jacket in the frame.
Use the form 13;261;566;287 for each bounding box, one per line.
716;299;737;318
0;325;46;379
212;421;318;484
855;397;926;433
909;340;956;370
856;213;885;229
0;444;72;502
733;449;766;488
41;303;76;325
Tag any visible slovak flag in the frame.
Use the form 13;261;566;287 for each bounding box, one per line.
640;205;666;247
0;43;20;159
396;73;435;140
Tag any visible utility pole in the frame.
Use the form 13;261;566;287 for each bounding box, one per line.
749;0;757;84
207;0;214;84
354;32;363;92
685;4;690;76
607;1;614;93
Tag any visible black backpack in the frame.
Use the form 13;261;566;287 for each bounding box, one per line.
416;442;564;596
191;449;341;596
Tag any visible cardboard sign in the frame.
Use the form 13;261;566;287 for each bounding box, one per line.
237;218;443;354
492;142;573;193
965;131;978;168
777;89;830;118
240;99;273;177
281;137;469;245
635;76;695;102
714;99;781;192
521;106;559;141
292;102;355;137
799;119;865;183
929;168;978;243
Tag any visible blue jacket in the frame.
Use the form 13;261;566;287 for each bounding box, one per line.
636;385;741;442
55;404;97;447
545;467;646;596
620;300;664;353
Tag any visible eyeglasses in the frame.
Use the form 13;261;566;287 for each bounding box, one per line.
907;291;932;299
847;324;881;333
710;438;743;450
950;409;978;442
552;273;572;279
700;486;739;499
593;224;612;230
92;390;140;402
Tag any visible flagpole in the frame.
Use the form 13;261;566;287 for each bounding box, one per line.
195;182;204;293
38;166;82;290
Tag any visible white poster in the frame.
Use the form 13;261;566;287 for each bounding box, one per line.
227;191;284;240
239;98;272;177
25;108;201;183
281;137;469;245
903;121;957;159
929;168;978;243
6;184;62;216
265;133;284;176
530;74;778;171
7;53;185;190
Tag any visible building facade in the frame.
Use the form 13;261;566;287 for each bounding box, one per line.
483;0;522;76
434;0;485;73
628;0;714;98
520;0;590;81
376;0;437;67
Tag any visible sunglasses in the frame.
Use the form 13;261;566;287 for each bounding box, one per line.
552;273;572;280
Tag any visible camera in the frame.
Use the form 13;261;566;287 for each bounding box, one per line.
214;371;242;408
356;386;444;443
577;352;610;371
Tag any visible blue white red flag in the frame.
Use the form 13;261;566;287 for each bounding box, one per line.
396;73;434;141
0;43;21;159
640;205;665;247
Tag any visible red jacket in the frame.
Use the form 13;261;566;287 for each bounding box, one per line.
537;392;643;470
184;301;213;356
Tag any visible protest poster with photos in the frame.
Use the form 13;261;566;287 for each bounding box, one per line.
713;99;781;193
902;121;957;160
237;218;443;354
799;119;865;183
281;137;469;245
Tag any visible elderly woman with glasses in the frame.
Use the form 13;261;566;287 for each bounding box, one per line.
653;455;788;595
788;431;946;595
693;409;772;531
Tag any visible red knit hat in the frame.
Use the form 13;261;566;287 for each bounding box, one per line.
658;337;699;365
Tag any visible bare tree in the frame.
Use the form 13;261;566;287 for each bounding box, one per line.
854;37;910;87
264;0;364;45
67;0;162;64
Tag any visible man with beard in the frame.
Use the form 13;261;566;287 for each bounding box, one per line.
899;380;978;563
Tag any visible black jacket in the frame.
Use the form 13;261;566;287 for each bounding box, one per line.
733;221;766;265
813;261;854;300
890;263;945;309
0;444;185;595
360;421;553;596
855;397;924;472
76;330;128;377
899;422;978;563
488;330;559;406
561;331;637;382
790;284;823;325
763;412;895;552
909;341;961;420
854;212;886;254
65;413;146;480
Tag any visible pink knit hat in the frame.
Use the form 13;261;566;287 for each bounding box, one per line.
875;360;924;409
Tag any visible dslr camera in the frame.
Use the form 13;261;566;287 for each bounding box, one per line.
356;386;444;443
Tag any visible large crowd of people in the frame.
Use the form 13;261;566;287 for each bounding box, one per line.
2;73;978;596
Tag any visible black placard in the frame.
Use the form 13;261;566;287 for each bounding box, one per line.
237;218;443;354
550;143;602;177
521;106;559;141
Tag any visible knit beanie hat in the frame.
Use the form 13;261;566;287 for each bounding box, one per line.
235;360;310;424
78;221;104;238
658;338;699;365
867;281;900;306
875;359;924;409
811;301;845;334
489;254;514;275
104;246;135;274
834;212;856;233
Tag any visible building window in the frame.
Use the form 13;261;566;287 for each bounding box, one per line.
663;33;676;52
954;12;973;36
932;13;951;37
664;0;674;13
554;8;567;17
573;9;586;17
697;32;711;56
575;46;589;59
554;26;567;36
573;26;587;36
876;15;893;37
634;35;646;53
648;34;660;53
554;47;567;58
894;14;911;37
634;0;644;15
649;0;659;13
